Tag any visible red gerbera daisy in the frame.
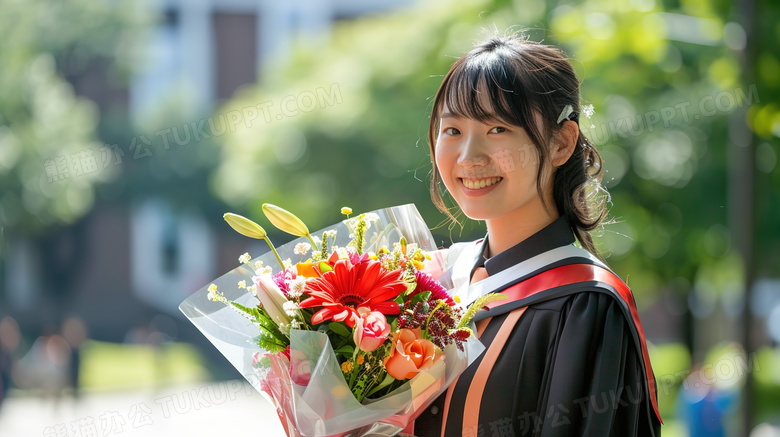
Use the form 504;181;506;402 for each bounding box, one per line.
299;258;407;328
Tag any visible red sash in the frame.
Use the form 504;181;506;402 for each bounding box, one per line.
481;263;663;425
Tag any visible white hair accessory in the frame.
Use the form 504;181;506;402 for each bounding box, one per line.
582;104;596;128
556;105;574;124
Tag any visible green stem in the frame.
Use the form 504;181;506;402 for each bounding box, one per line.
306;233;319;252
365;373;394;398
263;236;285;271
348;349;361;388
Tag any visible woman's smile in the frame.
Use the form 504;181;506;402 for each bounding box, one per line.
458;176;504;197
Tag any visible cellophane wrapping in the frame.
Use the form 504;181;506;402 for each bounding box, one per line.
179;204;485;436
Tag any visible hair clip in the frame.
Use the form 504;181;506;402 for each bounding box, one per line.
557;105;574;124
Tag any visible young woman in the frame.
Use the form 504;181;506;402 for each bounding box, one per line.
408;32;663;436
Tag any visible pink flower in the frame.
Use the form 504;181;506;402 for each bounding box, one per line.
348;251;371;265
289;348;311;386
353;307;391;352
272;268;297;297
410;271;455;306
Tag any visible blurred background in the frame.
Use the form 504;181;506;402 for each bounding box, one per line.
0;0;778;435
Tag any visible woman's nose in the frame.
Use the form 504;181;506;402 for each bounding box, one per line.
456;135;490;168
458;155;489;168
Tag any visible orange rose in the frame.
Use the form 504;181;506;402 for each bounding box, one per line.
383;328;444;380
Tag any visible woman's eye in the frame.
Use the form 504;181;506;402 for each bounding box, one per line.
490;126;507;134
443;127;459;135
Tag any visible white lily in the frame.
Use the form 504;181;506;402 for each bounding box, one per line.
252;273;291;325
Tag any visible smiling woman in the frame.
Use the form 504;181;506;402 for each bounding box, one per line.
427;33;606;259
408;29;664;437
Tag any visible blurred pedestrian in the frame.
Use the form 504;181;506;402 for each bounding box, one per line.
0;316;22;410
676;347;743;437
61;317;88;400
0;341;10;408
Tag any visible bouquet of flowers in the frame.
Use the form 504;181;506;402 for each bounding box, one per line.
179;204;505;437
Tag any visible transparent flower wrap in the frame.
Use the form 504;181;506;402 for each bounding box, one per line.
179;204;483;436
277;327;484;437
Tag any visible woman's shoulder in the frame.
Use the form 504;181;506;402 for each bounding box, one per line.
528;288;628;321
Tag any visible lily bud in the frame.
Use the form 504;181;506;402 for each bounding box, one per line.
224;213;267;239
252;273;291;325
262;204;309;237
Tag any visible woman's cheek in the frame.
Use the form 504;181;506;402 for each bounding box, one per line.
435;147;455;188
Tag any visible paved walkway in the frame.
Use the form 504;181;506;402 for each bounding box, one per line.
0;381;287;437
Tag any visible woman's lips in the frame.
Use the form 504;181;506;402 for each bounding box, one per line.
458;177;503;197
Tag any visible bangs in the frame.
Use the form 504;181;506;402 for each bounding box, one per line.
437;52;532;130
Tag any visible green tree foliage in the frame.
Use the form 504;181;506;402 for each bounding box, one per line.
212;0;775;311
0;0;150;232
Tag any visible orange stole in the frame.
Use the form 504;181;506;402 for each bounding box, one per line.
440;267;531;436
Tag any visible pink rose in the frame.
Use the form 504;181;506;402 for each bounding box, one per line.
353;307;391;352
289;349;311;386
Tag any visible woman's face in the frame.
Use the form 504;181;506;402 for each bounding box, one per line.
435;99;553;221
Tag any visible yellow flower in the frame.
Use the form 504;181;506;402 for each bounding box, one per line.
262;204;309;237
454;295;461;303
413;260;425;270
341;207;353;216
208;284;217;292
237;280;246;289
341;361;353;373
425;253;432;260
331;385;350;399
223;213;267;239
357;354;365;365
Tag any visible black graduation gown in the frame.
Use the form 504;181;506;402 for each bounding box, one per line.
412;217;663;437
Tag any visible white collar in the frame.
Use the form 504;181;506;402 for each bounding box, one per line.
451;242;613;308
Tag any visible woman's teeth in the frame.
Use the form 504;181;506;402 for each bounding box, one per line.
462;177;502;189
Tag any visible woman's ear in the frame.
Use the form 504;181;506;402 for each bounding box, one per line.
551;120;579;167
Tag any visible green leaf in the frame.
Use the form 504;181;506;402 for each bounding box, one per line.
230;301;261;320
328;321;351;337
334;345;354;356
301;309;313;324
411;291;431;306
